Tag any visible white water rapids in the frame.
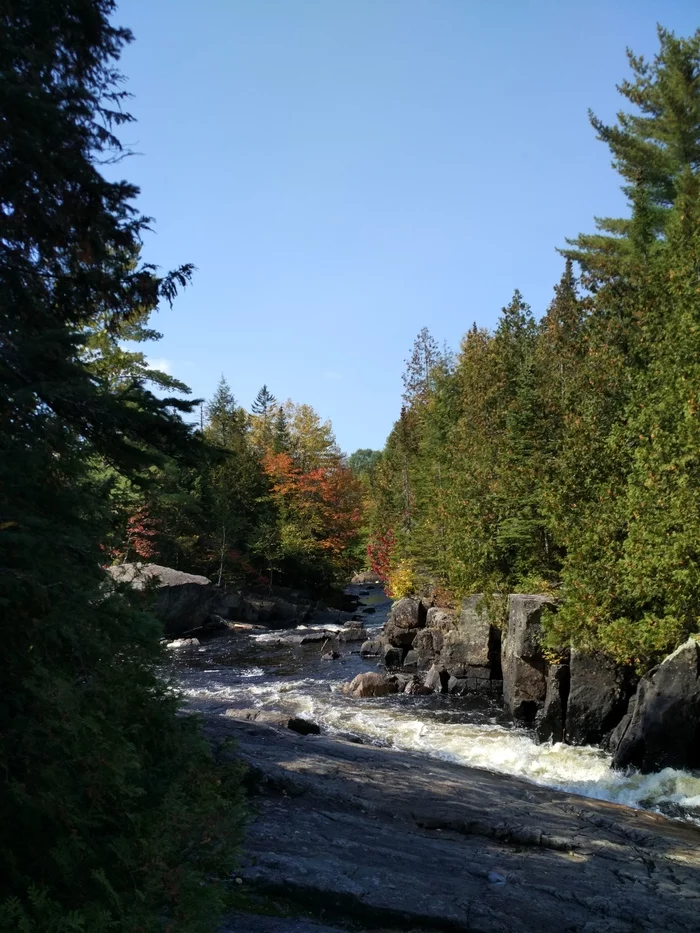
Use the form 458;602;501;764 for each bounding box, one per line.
170;589;700;826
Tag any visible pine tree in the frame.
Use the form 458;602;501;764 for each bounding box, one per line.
564;26;700;285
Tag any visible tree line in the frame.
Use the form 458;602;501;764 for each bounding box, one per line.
367;26;700;671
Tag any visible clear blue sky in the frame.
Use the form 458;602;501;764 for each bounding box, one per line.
112;0;698;454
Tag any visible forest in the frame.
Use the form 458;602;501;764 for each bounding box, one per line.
367;26;700;671
1;0;699;930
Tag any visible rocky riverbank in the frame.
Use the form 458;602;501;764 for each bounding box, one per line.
211;713;700;933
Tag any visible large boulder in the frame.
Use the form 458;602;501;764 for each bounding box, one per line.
341;673;399;699
536;663;570;744
390;598;427;630
411;628;445;668
425;607;457;632
107;562;217;635
612;638;700;773
457;595;501;668
383;620;419;648
501;595;556;722
438;596;502;679
565;650;636;747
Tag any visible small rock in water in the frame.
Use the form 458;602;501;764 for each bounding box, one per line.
341;672;398;698
166;637;200;649
321;650;340;661
362;606;376;614
287;717;321;736
487;870;507;886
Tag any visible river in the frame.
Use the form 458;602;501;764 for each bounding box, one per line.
170;584;700;826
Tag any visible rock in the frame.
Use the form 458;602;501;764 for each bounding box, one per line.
457;596;501;667
337;622;368;642
412;628;444;668
425;606;457;631
382;620;418;648
108;562;216;635
321;650;340;661
299;631;337;644
359;638;382;657
351;571;383;584
223;709;320;735
565;650;636;747
208;716;700;933
612;638;700;773
390;597;427;630
502;594;556;722
424;663;448;693
166;637;200;649
402;649;420;670
287;717;321;736
341;673;398;699
536;664;570;744
383;644;404;668
447;675;468;695
361;606;376;614
404;677;432;696
358;589;370;596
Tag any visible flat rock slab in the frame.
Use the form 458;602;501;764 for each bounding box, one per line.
222;912;354;933
206;717;700;933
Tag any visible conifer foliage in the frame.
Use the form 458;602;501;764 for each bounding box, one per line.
0;3;244;930
368;26;700;669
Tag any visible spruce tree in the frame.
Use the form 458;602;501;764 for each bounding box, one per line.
0;3;244;928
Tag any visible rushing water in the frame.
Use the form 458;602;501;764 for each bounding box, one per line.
169;585;700;826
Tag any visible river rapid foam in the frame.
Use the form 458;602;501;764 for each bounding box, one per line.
169;588;700;826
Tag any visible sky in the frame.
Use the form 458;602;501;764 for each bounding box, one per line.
112;0;698;454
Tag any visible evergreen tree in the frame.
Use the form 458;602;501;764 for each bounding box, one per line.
0;3;244;928
251;384;277;416
273;405;291;453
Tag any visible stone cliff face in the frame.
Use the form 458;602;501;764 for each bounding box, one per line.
370;591;698;771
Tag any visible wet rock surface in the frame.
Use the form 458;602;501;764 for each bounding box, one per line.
612;638;700;772
209;716;700;933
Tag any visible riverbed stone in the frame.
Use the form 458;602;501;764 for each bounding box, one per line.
383;644;404;668
612;638;700;772
337;622;367;642
424;663;447;693
565;650;636;747
341;672;399;699
501;594;555;722
359;638;382;657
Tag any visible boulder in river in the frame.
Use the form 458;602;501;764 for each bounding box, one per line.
166;637;201;649
341;672;399;699
424;663;448;693
337;621;368;642
502;595;556;722
224;708;320;735
359;638;382;657
383;644;404;669
565;649;636;747
611;638;700;773
108;562;216;635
